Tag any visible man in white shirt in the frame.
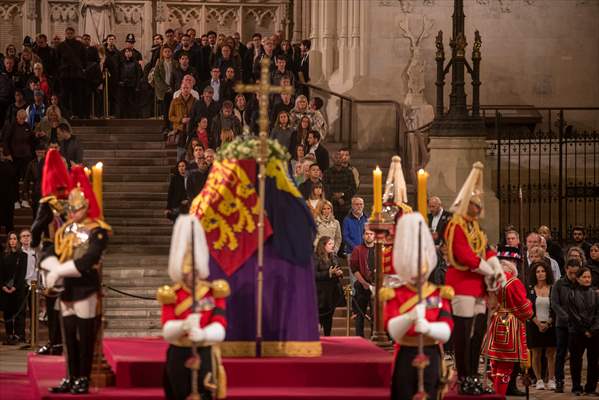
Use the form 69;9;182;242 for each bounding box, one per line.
19;229;36;285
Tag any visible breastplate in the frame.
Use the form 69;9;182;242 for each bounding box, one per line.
57;222;92;261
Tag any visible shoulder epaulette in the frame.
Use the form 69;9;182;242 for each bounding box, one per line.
379;287;395;302
211;279;230;299
156;285;177;305
439;285;455;300
86;218;113;233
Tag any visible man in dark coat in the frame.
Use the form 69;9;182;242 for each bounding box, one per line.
55;27;86;118
427;196;453;245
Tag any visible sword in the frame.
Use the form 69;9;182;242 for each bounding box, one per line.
412;221;430;400
188;219;201;400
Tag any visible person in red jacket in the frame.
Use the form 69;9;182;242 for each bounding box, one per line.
157;215;229;400
482;254;533;395
382;213;454;400
444;162;506;386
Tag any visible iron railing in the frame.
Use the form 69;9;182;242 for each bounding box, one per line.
485;106;599;243
305;84;404;157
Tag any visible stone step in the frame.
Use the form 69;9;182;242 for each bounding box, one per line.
105;297;158;309
103;199;166;209
105;217;172;226
108;244;170;254
109;225;172;236
91;157;176;167
77;133;164;142
104;174;169;183
86;149;176;159
104;329;162;338
101;166;171;175
105;308;162;319
104;192;167;201
105;317;162;330
71;118;163;128
110;236;171;245
104;182;169;192
105;276;168;287
104;208;166;218
82;141;166;150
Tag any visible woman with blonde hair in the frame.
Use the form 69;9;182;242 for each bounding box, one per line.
289;95;314;128
314;201;342;254
35;105;70;144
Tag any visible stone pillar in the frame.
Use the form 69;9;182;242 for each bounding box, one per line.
309;0;323;83
321;0;336;80
23;0;37;36
338;0;349;83
426;136;500;244
292;0;302;42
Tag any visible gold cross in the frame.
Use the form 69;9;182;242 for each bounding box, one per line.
235;57;294;160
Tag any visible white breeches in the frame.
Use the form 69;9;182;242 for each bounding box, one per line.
451;295;486;318
60;293;98;319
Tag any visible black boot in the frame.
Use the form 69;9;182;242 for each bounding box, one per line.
51;344;63;355
49;377;72;393
71;377;90;394
36;343;52;355
555;380;564;393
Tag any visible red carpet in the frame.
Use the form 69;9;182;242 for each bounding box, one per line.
24;336;392;399
0;372;35;400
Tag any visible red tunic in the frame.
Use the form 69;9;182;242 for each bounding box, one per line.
383;245;393;274
445;215;496;297
160;283;228;334
383;283;454;345
482;272;533;363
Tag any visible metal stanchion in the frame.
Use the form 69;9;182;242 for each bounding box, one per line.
103;70;110;118
154;95;159;120
30;280;38;349
344;284;352;336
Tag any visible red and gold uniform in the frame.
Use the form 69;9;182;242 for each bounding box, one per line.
382;279;454;398
445;214;496;298
482;272;533;395
158;280;229;400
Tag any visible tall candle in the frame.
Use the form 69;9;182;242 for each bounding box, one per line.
92;162;103;217
417;169;429;224
373;166;383;214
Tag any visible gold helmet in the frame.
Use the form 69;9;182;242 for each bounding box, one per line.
67;185;89;214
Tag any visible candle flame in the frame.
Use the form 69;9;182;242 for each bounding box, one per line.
95;161;103;169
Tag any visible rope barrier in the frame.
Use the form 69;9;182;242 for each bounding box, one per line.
103;285;156;301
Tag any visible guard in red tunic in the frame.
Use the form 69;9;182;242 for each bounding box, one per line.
444;162;506;386
382;213;454;400
482;255;533;395
157;215;229;400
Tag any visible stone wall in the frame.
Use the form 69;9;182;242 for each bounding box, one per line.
299;0;599;148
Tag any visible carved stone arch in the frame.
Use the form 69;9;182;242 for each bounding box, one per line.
49;2;79;22
115;3;143;24
245;7;276;28
0;2;22;20
205;6;238;27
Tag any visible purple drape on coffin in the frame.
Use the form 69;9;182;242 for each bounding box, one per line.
209;242;320;343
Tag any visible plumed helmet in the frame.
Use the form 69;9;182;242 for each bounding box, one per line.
41;149;70;199
67;166;100;219
168;214;210;282
392;212;437;284
450;161;485;218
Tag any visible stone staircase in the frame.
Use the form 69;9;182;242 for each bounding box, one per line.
74;119;173;337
